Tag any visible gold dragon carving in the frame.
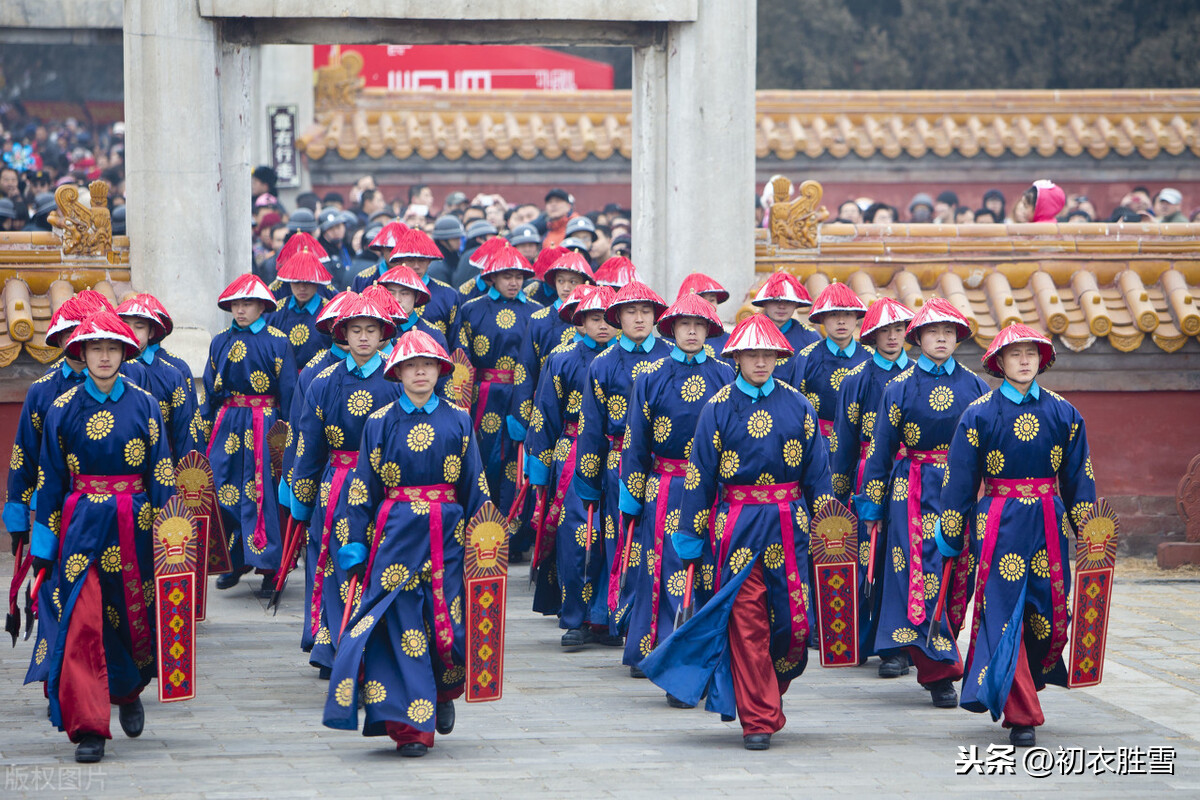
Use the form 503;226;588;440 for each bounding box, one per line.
48;181;112;257
315;48;364;113
768;177;828;250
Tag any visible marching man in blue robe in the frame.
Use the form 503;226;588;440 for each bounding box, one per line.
673;272;732;357
748;272;820;360
265;248;333;371
938;323;1099;748
358;227;458;338
202;274;297;597
616;292;734;685
323;329;489;757
27;311;176;763
525;286;616;632
642;314;835;751
288;295;402;675
856;298;988;704
829;297;914;656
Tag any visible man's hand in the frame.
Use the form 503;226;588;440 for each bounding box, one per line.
10;529;28;556
32;556;54;578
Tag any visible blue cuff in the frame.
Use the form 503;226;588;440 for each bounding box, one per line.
618;484;643;518
338;542;368;571
573;474;601;504
526;455;549;487
934;519;964;558
291;499;313;523
277;479;295;510
3;501;31;534
31;521;58;561
854;494;883;521
506;415;526;442
671;531;704;561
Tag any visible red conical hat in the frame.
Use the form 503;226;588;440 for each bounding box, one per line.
543;251;596;284
387;227;441;262
480;244;534;277
605;280;667;326
218;273;278;312
385;328;453;378
368;221;408;253
656;290;725;337
594;256;643;288
63;310;141;361
532;245;570;280
859;297;916;343
315;290;357;335
752;272;812;308
135;293;174;338
677;272;730;304
468;235;510;268
559;284;593;323
333;293;397;342
571;284;617;326
981;322;1056;378
808;281;866;322
904;296;971;345
722;312;794;358
378;264;431;306
46;296;94;348
276;249;333;285
361;284;408;324
75;288;114;312
115;295;169;342
276;232;327;265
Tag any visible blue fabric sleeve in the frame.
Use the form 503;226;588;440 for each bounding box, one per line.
573;475;601;504
672;530;704;561
526;453;549;487
618;484;643;518
934;519;963;558
30;521;58;561
277;479;295;511
338;542;367;570
506;415;526;443
290;498;313;523
854;494;883;522
3;502;30;534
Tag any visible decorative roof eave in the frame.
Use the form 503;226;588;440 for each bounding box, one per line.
297;82;1200;163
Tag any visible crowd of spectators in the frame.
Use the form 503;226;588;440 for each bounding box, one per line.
803;184;1198;227
0;108;126;233
249;167;633;291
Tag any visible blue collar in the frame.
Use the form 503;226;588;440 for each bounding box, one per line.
288;294;322;315
825;337;858;358
1000;379;1040;404
232;317;266;334
579;333;602;350
671;346;707;364
778;318;794;334
347;352;383;378
381;341;394;357
377;262;388;277
136;343;158;365
329;344;349;360
83;374;125;403
60;360;86;380
487;286;527;303
735;375;775;401
475;275;486;292
873;349;910;371
398;391;439;414
917;354;957;375
619;335;655;354
552;298;562;311
423;272;434;287
398;313;418;332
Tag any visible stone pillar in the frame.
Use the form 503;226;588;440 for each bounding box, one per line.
632;5;757;316
253;44;315;205
124;0;251;373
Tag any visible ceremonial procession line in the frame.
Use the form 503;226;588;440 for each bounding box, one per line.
1;211;1190;788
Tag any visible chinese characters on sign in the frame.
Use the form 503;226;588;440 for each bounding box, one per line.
268;105;299;189
955;745;1177;777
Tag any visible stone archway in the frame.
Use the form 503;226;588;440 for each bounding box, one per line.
123;0;757;368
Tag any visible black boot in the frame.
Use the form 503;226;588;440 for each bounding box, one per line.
927;679;958;708
435;700;455;735
215;568;247;590
629;664;647;679
743;733;771;751
75;734;105;763
560;628;594;647
118;697;144;737
1009;725;1036;747
878;654;910;678
666;694;695;709
398;742;428;757
256;575;276;599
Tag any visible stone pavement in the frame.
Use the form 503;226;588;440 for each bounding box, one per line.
2;560;1198;798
